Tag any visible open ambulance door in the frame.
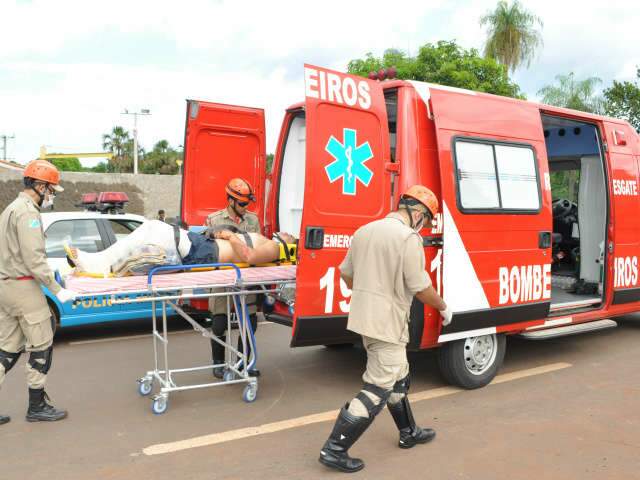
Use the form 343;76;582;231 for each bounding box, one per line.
418;84;553;342
181;100;266;228
290;65;391;347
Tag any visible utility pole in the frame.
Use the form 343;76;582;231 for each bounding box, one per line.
121;109;151;174
0;134;15;162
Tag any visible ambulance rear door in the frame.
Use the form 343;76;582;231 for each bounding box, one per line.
181;100;266;228
291;65;391;346
421;85;552;341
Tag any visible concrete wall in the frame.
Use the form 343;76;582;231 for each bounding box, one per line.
0;170;182;219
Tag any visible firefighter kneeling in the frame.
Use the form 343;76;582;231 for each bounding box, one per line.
319;185;452;473
0;160;78;425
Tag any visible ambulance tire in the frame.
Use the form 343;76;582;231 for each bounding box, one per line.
437;334;506;389
324;343;354;349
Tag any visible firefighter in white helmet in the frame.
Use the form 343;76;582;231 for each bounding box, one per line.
319;185;453;473
0;160;78;425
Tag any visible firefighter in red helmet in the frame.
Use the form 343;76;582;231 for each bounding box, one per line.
205;178;262;378
0;160;77;425
318;185;452;473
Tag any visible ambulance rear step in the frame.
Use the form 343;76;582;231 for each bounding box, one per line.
517;319;617;340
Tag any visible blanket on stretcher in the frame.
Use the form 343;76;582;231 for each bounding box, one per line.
65;265;297;295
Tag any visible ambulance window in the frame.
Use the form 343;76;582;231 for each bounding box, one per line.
385;90;398;161
45;219;103;258
455;142;500;209
495;145;539;210
454;139;540;212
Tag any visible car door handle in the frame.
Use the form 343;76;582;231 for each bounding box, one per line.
538;231;552;249
305;226;325;250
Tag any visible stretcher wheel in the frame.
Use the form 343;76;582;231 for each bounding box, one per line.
152;396;169;415
223;370;235;382
242;384;258;403
138;377;153;396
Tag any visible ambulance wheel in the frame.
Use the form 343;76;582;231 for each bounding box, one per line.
437;334;506;389
152;396;169;415
243;384;258;403
138;377;153;396
324;343;354;349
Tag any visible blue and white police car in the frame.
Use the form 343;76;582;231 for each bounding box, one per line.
42;192;168;328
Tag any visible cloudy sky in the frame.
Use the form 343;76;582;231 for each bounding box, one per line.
1;0;638;166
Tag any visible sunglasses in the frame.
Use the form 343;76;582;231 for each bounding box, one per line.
236;201;249;207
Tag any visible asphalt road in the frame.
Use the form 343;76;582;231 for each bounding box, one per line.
2;314;640;480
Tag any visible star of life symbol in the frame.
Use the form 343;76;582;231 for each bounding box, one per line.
324;128;374;196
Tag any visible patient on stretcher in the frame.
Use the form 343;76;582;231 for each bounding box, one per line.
65;220;297;276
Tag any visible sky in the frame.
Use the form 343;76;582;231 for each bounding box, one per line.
1;0;638;167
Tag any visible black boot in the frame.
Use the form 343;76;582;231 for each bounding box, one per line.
26;388;67;422
319;406;373;473
0;414;9;425
387;397;435;449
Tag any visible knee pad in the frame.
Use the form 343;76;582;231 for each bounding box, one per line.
28;346;53;375
392;373;411;394
0;348;21;373
354;383;391;419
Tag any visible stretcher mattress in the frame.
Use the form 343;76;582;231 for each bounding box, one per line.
65;265;296;295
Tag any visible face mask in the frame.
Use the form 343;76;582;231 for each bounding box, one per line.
41;192;55;210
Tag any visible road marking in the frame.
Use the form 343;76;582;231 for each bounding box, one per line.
68;330;192;345
143;361;572;456
68;321;274;346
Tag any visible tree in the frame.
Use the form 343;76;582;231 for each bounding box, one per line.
537;73;603;113
141;140;182;175
50;157;83;172
603;68;640;131
102;126;132;173
480;0;543;73
348;41;523;98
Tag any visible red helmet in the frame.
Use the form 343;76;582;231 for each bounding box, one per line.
225;178;255;203
24;160;64;192
401;185;438;218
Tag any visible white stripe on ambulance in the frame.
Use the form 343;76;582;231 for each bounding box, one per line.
499;264;551;305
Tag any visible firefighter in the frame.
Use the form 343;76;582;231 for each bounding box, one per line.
0;160;78;425
204;178;261;378
318;185;453;473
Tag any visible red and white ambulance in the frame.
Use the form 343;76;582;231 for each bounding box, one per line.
181;64;640;389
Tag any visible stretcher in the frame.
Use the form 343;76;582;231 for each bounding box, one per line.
65;263;296;414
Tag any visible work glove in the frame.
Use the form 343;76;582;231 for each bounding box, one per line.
440;305;453;326
56;288;78;304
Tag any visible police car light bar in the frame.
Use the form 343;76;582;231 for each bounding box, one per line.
98;192;129;204
81;193;98;205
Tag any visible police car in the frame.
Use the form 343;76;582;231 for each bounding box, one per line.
42;192;166;328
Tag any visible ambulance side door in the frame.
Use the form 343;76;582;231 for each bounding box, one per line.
606;121;640;305
424;86;552;340
181;100;266;229
291;65;391;347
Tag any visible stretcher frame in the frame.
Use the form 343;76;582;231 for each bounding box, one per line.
75;263;295;415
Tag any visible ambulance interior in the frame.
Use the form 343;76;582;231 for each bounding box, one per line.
541;114;607;309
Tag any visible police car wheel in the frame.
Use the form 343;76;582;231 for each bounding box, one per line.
437;334;506;389
49;304;59;336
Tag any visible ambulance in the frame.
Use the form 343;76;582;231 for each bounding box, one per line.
181;64;640;389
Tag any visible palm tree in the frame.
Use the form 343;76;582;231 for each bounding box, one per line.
102;126;130;172
537;73;603;113
480;0;543;73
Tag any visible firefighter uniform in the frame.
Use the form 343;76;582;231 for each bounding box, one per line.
205;208;261;376
319;211;436;472
0;193;65;421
